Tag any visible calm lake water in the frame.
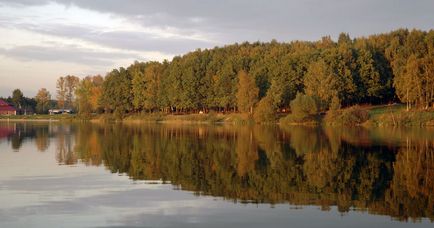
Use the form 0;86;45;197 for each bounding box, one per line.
0;122;433;228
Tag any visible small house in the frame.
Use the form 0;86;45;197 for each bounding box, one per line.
0;99;17;115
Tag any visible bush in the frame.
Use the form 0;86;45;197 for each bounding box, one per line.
253;96;275;123
329;95;341;111
279;93;320;125
290;93;319;117
325;105;369;126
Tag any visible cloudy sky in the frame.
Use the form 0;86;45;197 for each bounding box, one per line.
0;0;433;97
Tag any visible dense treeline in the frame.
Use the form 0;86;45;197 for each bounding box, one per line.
46;29;433;118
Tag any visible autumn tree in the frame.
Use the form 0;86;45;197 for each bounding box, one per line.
421;56;434;108
393;55;431;110
236;70;259;114
75;77;93;117
90;75;103;112
35;88;51;114
56;75;79;109
64;75;79;109
56;76;66;109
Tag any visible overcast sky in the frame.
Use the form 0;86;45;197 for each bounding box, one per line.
0;0;433;97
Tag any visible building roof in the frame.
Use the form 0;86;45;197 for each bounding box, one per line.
0;99;16;111
0;99;10;106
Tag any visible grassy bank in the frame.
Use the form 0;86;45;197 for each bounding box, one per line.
121;112;254;124
0;114;78;121
0;112;253;124
2;104;434;127
323;104;434;127
366;105;434;127
278;104;434;127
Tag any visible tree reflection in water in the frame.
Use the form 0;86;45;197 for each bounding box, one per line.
1;122;433;222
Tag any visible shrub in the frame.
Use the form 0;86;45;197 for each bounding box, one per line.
253;96;276;123
279;93;321;125
329;95;341;111
290;93;319;117
325;105;369;126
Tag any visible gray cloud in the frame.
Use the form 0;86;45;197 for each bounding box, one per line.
49;0;434;40
13;22;215;54
88;31;215;54
0;45;140;66
1;0;433;53
4;0;434;42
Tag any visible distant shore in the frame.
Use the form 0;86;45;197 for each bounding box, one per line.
1;104;434;127
0;118;60;122
0;114;71;122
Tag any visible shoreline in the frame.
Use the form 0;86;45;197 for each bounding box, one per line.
1;104;434;127
0;118;60;122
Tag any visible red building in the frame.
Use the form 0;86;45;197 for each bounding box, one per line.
0;99;17;115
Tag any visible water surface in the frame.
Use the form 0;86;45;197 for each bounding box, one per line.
0;122;433;227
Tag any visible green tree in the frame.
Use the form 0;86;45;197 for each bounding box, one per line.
303;60;337;110
213;62;237;111
266;67;298;109
290;93;319;117
100;68;132;118
12;89;24;109
143;62;163;111
130;62;146;111
356;48;385;101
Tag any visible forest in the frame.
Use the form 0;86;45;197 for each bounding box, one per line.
2;29;433;122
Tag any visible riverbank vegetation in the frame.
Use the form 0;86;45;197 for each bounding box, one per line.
1;28;433;125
